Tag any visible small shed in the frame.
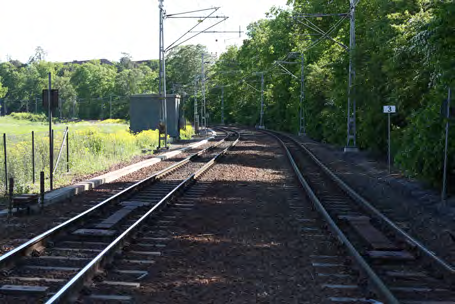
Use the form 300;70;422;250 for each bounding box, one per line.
130;94;181;138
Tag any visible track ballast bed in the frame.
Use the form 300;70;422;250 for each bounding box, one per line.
269;130;455;304
0;129;239;303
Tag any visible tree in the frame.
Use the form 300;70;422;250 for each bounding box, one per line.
118;52;134;71
28;46;47;64
166;44;208;89
0;77;8;99
71;61;116;118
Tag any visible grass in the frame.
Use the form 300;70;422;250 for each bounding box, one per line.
0;115;129;137
0;114;194;195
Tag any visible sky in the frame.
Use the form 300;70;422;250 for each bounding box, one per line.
0;0;289;63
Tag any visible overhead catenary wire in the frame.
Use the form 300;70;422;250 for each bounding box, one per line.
294;14;348;53
166;18;229;52
166;7;221;52
298;14;349;50
166;7;220;17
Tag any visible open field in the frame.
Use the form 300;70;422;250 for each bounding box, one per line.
0;114;194;195
0;114;128;136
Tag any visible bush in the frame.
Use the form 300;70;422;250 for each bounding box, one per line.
180;124;195;140
99;118;128;124
10;112;47;122
0;122;195;195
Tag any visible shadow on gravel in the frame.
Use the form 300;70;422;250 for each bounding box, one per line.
217;153;287;171
137;179;321;304
226;145;273;153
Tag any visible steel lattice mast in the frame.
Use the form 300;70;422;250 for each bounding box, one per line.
299;53;306;135
345;0;358;151
158;0;168;147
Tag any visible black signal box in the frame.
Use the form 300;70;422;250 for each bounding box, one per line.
42;89;59;109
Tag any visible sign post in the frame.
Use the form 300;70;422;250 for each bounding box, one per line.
383;105;396;174
42;74;58;191
47;74;53;191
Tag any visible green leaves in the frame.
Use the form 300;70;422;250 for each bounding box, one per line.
0;77;8;99
202;0;454;185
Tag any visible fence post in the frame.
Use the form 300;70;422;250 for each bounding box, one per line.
32;131;35;184
54;127;68;175
40;171;45;210
8;177;14;216
3;133;7;195
66;128;70;172
50;129;54;191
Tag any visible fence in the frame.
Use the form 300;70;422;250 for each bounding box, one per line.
0;125;161;197
0;129;70;195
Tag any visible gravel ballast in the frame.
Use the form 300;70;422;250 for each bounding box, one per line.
125;130;351;303
293;133;455;265
0;135;225;255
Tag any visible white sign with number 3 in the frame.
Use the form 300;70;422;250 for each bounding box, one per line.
383;105;396;113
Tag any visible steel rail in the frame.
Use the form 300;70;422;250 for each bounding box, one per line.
0;131;227;270
46;130;240;303
285;132;455;278
267;131;400;304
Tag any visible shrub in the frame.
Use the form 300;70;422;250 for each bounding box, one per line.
10;112;47;122
0;126;159;194
180;124;195;140
99;118;128;124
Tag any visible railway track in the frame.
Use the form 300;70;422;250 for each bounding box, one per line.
0;128;239;303
269;130;455;304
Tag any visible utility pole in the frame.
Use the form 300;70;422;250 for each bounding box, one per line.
259;72;265;129
201;53;207;134
47;73;53;191
276;53;305;134
214;68;240;126
158;0;168;147
345;0;358;152
292;1;358;148
221;86;225;125
299;53;306;135
442;87;452;201
193;77;199;133
156;3;234;139
157;4;233;139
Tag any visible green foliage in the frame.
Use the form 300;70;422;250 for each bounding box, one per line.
9;112;47;122
180;124;195;140
197;0;455;185
0;76;7;99
0;122;160;194
99;118;128;124
166;45;208;87
0;53;159;119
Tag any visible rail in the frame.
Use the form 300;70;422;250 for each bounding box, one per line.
45;129;240;303
0;130;230;270
287;131;455;277
267;130;400;303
